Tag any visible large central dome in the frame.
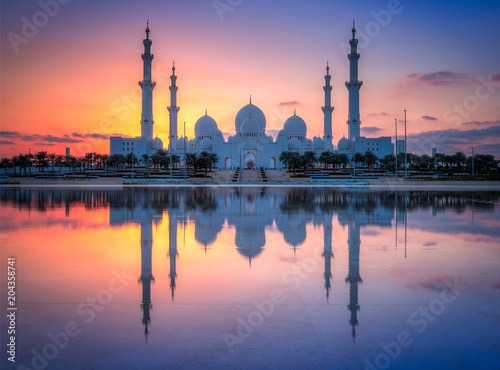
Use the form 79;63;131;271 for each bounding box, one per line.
235;102;266;133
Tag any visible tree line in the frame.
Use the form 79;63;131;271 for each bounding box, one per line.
0;150;220;176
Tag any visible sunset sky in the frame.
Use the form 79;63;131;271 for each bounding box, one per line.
1;0;499;158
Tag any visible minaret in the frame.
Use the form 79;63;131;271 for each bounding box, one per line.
345;212;362;342
322;62;334;150
167;62;180;151
345;20;363;142
139;212;154;342
139;21;156;154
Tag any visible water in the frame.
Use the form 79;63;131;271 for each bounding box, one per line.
1;187;499;369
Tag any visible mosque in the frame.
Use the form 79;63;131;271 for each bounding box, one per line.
110;22;395;168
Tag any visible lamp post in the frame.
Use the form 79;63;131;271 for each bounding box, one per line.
404;110;407;179
131;148;134;181
471;147;474;176
395;118;398;179
184;121;187;183
28;148;31;179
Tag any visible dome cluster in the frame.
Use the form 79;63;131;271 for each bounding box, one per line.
235;103;266;133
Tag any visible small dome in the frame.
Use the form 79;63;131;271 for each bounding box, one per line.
215;129;223;137
235;103;266;132
176;137;187;150
313;137;325;150
241;117;260;135
200;137;213;151
195;114;218;136
284;114;307;136
338;137;350;150
278;129;286;137
288;137;301;151
151;136;163;150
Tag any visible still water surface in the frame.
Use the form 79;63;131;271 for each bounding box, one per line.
1;187;499;369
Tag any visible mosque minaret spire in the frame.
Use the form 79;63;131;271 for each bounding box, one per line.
139;21;156;153
346;20;363;142
322;62;334;150
168;61;180;151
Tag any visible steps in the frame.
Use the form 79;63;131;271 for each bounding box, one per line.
259;168;267;182
232;168;241;182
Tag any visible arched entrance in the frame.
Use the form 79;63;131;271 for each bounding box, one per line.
244;151;256;169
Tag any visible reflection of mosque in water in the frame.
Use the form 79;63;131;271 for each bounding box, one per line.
107;188;403;341
2;188;498;341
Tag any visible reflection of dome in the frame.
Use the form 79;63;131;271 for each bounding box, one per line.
288;137;300;151
283;114;307;136
235;103;266;132
338;137;350;150
200;137;213;151
195;114;218;136
151;136;163;150
283;229;306;247
235;227;265;260
241;117;260;135
313;137;325;151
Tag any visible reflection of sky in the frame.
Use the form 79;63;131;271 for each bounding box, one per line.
1;188;499;369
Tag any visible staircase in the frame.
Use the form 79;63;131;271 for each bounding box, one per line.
232;168;241;182
259;168;268;182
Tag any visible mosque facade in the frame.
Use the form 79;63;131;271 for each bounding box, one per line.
110;22;395;168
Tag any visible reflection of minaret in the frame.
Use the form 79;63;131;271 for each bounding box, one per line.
323;214;333;301
168;211;178;301
345;214;362;342
139;213;154;342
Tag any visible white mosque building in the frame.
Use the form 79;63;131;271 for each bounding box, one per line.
110;22;395;168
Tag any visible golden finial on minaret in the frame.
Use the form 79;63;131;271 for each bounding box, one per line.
352;19;356;33
146;20;150;33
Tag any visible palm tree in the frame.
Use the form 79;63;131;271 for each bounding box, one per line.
142;154;150;167
185;153;198;175
35;151;48;172
287;152;302;176
364;151;378;168
208;153;219;171
302;151;316;175
353;152;365;168
338;154;349;169
319;151;332;169
47;153;57;172
279;151;293;170
197;151;212;177
0;158;12;174
54;155;64;173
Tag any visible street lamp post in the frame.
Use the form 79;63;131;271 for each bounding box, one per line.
471;147;474;176
131;148;134;181
184;121;187;183
404;110;407;179
28;148;31;179
395;118;398;179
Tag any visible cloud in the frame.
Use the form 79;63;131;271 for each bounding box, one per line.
421;115;437;121
278;101;299;106
0;141;16;145
491;74;500;82
367;112;388;117
71;133;109;140
361;126;382;135
404;71;471;87
0;131;84;143
462;120;500;127
407;124;500;156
